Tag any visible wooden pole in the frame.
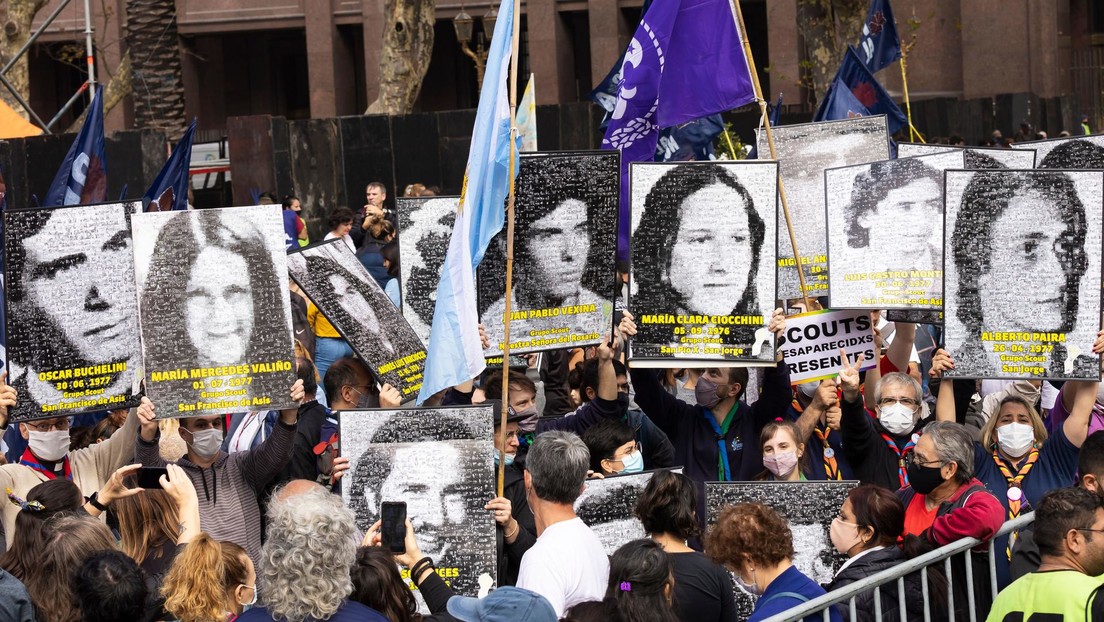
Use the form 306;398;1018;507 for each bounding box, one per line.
497;0;522;498
899;43;924;143
728;0;814;308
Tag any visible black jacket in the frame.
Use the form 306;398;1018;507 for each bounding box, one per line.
496;462;536;586
824;546;944;622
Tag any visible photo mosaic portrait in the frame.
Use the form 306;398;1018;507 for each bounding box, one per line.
628;161;778;367
756;115;890;300
342;406;496;607
287;239;426;400
3;201;143;421
132;205;297;417
1013;134;1104;169
943;169;1103;380
825;150;964;310
573;468;682;556
478;151;619;356
396;196;460;347
706;480;858;619
896;143;1037;169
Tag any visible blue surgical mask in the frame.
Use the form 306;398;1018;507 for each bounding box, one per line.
493;451;516;466
620;450;644;474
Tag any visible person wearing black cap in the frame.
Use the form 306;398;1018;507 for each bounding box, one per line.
484;400;537;585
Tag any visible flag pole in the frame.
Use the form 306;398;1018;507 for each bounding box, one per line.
728;0;814;308
497;0;522;498
899;39;924;143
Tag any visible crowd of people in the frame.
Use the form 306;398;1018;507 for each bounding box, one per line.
0;171;1101;622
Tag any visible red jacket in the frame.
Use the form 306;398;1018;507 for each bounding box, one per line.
898;477;1005;547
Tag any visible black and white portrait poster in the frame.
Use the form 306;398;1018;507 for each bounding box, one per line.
825;151;964;310
628;161;778;367
706;480;857;617
287;239;426;400
886;308;943;325
1014;134;1104;169
3;202;143;421
574;468;682;555
943;169;1103;380
132;205;297;417
896;143;1038;169
757;115;890;301
396;196;460;346
342;406;496;607
478;151;619;356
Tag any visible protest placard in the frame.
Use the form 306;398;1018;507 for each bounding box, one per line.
478;151;619;356
628;161;777;367
132;205;297;417
1013;134;1104;169
4;201;143;421
897;143;1037;168
706;480;858;619
943;169;1103;380
287;239;426;400
757;115;890;302
825;151;963;310
396;195;460;347
573;468;682;556
778;309;877;384
342;406;495;609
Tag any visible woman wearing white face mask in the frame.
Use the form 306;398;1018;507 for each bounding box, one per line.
930;342;1102;590
705;503;842;622
755;421;809;481
823;485;946;622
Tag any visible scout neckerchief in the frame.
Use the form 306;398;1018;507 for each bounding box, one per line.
880;432;917;488
993;447;1040;559
704;402;740;481
814;425;842;480
19;447;71;481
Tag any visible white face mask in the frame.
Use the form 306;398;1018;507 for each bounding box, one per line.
997;422;1035;458
28;429;71;461
186;428;224;459
878;403;917;436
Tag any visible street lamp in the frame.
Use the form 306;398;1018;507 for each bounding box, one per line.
454;6;496;89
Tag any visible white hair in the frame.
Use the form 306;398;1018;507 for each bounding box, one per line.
261;483;357;622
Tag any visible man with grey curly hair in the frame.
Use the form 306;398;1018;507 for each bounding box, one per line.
237;480;389;622
516;431;609;617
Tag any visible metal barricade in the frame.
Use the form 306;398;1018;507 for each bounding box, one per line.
758;512;1036;622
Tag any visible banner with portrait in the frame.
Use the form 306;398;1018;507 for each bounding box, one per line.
943;169;1103;380
757;115;891;302
1012;134;1104;169
574;468;682;556
825;151;964;310
396;196;460;347
478;151;619;356
628;161;778;368
706;480;858;619
287;239;426;400
897;143;1037;169
3;201;143;421
341;406;496;609
132;205;297;417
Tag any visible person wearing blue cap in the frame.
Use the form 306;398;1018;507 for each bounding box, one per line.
446;586;557;622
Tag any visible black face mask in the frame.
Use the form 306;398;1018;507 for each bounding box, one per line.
907;462;945;495
616;392;630;411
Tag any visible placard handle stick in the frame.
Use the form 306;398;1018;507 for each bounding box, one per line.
728;0;815;309
498;0;523;498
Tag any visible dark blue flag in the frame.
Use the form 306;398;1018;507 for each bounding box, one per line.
656;114;724;161
44;86;107;207
602;0;756;261
815;46;906;134
144;119;197;212
816;76;872;122
858;0;901;73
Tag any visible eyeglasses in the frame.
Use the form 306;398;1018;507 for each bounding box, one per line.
879;397;920;408
905;453;943;468
1074;528;1104;535
24;420;70;432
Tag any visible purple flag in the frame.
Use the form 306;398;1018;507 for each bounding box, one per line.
602;0;756;261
